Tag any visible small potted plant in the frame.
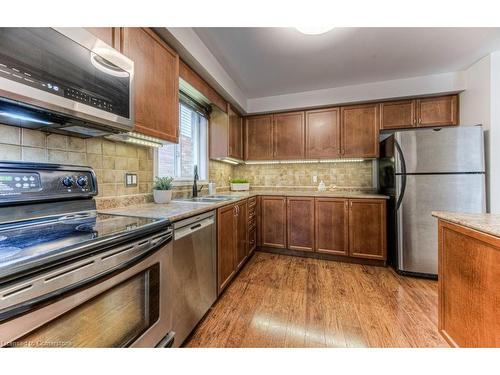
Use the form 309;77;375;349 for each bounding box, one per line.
230;178;250;191
152;176;174;204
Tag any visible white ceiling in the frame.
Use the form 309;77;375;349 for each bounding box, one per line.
193;27;500;99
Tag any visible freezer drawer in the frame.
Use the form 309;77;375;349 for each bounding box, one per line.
397;173;485;275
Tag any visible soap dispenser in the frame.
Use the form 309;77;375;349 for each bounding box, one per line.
318;180;326;192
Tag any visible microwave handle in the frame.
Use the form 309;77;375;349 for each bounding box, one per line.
155;331;175;348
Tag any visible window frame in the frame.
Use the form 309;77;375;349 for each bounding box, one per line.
154;101;209;185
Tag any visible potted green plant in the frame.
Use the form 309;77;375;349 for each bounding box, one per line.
230;178;250;191
153;176;174;204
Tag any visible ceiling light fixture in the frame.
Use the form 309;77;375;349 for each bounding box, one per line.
295;27;334;35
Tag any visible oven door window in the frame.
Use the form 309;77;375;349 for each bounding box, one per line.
10;265;160;348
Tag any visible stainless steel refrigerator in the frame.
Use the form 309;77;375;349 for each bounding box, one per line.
379;126;486;277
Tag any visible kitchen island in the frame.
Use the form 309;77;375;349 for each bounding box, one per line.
432;212;500;347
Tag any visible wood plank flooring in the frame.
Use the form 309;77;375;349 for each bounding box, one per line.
184;252;448;348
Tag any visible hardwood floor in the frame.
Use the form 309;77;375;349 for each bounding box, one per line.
184;252;448;348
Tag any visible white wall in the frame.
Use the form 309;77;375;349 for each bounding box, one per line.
460;52;500;213
247;72;466;113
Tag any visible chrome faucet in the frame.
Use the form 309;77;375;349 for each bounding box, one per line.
192;165;201;197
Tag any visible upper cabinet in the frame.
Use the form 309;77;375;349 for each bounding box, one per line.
120;28;179;143
381;94;459;130
210;104;243;161
228;105;243;160
417;95;458;127
273;111;305;159
305;107;341;158
245;114;274;160
85;27;118;49
341;103;380;158
380;100;416;130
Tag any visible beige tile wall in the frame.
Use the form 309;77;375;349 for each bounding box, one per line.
232;161;374;189
0;124;154;199
208;160;233;190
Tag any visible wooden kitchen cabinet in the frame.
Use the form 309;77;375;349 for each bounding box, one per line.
245;114;273;160
348;199;387;260
85;27;119;48
273;111;305;159
305;107;341;158
217;204;237;293
341;103;380;158
235;200;248;269
417;95;458;127
287;197;314;252
228;105;244;160
315;198;349;255
260;196;287;248
380;100;416;130
210;104;244;161
120;27;179;143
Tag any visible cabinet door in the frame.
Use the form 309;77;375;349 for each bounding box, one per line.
85;27;118;48
228;105;243;160
273;111;305;159
315;198;349;255
341;104;379;158
261;196;287;248
121;28;179;143
417;95;458;127
305;107;341;158
287;197;314;251
235;200;248;269
245;115;273;160
348;199;386;260
380;100;416;130
217;204;236;293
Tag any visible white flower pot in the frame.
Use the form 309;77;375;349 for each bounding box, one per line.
153;189;172;204
231;183;250;191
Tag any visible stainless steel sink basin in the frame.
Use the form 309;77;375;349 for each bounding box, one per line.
174;195;238;204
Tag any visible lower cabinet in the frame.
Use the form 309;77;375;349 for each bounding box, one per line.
349;199;387;260
260;196;287;248
217;200;249;294
287;197;314;251
259;196;387;262
315;198;349;255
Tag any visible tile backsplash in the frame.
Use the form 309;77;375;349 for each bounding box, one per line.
0;124;154;200
232;161;374;189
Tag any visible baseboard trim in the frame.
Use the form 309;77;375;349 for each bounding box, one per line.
257;247;386;267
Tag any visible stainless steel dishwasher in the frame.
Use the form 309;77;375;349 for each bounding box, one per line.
171;210;217;347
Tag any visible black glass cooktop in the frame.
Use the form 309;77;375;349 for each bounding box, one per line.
0;211;163;274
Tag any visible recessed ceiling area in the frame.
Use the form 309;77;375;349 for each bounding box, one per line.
193;27;500;99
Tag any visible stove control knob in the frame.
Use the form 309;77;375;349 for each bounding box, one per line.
77;175;88;187
62;176;74;188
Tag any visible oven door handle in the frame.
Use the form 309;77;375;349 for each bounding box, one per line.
0;228;172;323
155;332;175;348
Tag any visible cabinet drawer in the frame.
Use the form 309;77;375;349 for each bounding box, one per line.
248;217;256;230
248;196;257;208
249;228;257;253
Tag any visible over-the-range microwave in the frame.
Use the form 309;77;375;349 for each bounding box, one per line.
0;28;134;137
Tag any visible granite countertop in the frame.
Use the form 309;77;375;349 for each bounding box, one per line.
432;211;500;238
101;191;389;223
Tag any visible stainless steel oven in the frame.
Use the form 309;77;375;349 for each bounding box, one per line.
0;162;174;348
0;226;173;348
0;28;134;137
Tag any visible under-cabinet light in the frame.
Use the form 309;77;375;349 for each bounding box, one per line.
105;132;165;148
244;158;367;165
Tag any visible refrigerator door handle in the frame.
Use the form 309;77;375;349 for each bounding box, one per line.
395;140;407;210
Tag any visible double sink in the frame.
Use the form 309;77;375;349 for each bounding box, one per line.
174;195;241;204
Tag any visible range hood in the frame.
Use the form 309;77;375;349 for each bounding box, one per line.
0;28;134;137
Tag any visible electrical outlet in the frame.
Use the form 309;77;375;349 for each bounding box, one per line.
125;173;137;187
312;175;318;183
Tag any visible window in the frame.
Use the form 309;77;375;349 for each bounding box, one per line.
156;102;208;181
